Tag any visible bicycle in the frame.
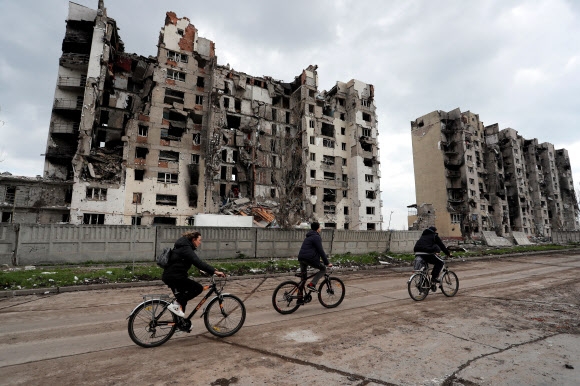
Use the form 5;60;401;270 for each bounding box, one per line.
407;255;459;301
272;267;345;314
127;274;246;348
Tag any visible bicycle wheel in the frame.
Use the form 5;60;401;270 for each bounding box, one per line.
204;294;246;337
408;273;429;301
318;277;345;308
128;299;177;348
440;270;459;297
272;280;302;314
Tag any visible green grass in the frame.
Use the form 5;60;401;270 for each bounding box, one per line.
0;244;574;291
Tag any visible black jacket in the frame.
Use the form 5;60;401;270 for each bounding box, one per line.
162;236;216;282
413;228;451;256
297;230;329;265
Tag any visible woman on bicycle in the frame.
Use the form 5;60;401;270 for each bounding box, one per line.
162;231;225;317
413;226;452;284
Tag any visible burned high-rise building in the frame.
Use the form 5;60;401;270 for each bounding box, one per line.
41;1;382;229
410;108;578;238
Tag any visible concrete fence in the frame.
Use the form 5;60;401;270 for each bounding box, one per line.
0;224;424;266
552;231;580;244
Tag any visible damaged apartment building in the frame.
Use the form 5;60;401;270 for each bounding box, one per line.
410;108;578;238
40;1;382;229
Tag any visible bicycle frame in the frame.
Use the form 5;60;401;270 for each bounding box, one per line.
296;268;333;292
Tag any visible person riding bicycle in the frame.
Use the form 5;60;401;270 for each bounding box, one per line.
162;231;225;319
413;226;452;284
298;222;333;297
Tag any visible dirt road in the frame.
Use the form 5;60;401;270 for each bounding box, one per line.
1;253;579;385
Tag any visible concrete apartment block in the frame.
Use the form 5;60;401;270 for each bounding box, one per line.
410;108;578;239
28;1;383;230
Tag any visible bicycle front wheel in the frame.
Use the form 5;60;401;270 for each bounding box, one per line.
318;277;345;308
408;273;429;301
128;299;177;348
204;294;246;337
440;270;459;297
272;280;302;314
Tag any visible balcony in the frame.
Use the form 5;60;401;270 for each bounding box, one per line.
59;53;89;69
57;76;85;89
51;121;79;134
53;98;82;110
446;170;461;178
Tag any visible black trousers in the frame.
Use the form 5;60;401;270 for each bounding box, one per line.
166;277;203;312
299;260;327;286
421;254;445;279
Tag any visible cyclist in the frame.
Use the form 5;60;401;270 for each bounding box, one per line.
413;226;452;285
162;231;225;318
298;222;333;297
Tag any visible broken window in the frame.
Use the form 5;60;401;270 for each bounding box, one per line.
366;190;376;199
163;110;187;123
166;50;188;63
272;155;278;168
362;128;371;137
342;174;347;182
166;69;185;82
324;205;336;214
195;95;203;105
197;76;205;88
323;188;336;202
164;88;185;104
132;193;142;204
86;187;107;201
270;188;276;198
135;147;148;159
223;97;230;108
157;173;178;184
1;212;11;223
227;114;241;129
341;143;346;151
323;172;336;180
367;223;376;230
153;216;177;225
233;151;238;162
138;125;148;137
310;187;316;195
310;136;315;145
221;166;227;180
134;170;144;181
340;113;345;121
83;213;105;224
161;125;185;141
363;158;373;167
309;104;314;113
310;170;316;178
365;174;373;183
342;159;347;166
232;167;238;181
322;155;335;165
234;99;241;112
191;154;200;164
361;142;372;152
309;120;315;128
270;139;276;152
362;99;371;107
325;222;336;229
342;190;348;198
4;186;15;205
286;111;290;124
177;28;184;36
323;139;335;148
362;113;371;122
159;150;179;162
344;206;349;215
310;153;316;161
156;194;177;206
272;109;277;121
366;207;375;215
131;216;142;225
321;123;335;137
191;133;200;145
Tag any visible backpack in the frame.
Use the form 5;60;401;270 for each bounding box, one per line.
156;247;173;269
413;255;427;271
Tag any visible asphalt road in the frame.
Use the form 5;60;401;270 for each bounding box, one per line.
0;252;579;385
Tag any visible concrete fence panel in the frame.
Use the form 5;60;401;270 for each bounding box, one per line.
389;230;422;253
552;231;580;244
256;229;310;258
331;230;390;255
0;224;17;266
16;224;156;265
156;226;257;259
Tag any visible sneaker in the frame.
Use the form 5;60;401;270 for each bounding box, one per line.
167;302;185;317
306;283;318;292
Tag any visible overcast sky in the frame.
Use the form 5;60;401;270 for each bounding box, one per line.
1;0;579;229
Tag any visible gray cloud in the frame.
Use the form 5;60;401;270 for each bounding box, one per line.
1;0;578;229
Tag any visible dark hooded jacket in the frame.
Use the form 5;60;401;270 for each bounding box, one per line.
297;230;329;265
413;228;451;256
162;236;216;282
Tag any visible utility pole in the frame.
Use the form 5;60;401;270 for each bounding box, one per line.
388;210;394;230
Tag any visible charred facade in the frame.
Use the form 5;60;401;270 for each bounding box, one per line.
410;108;578;238
39;2;382;229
